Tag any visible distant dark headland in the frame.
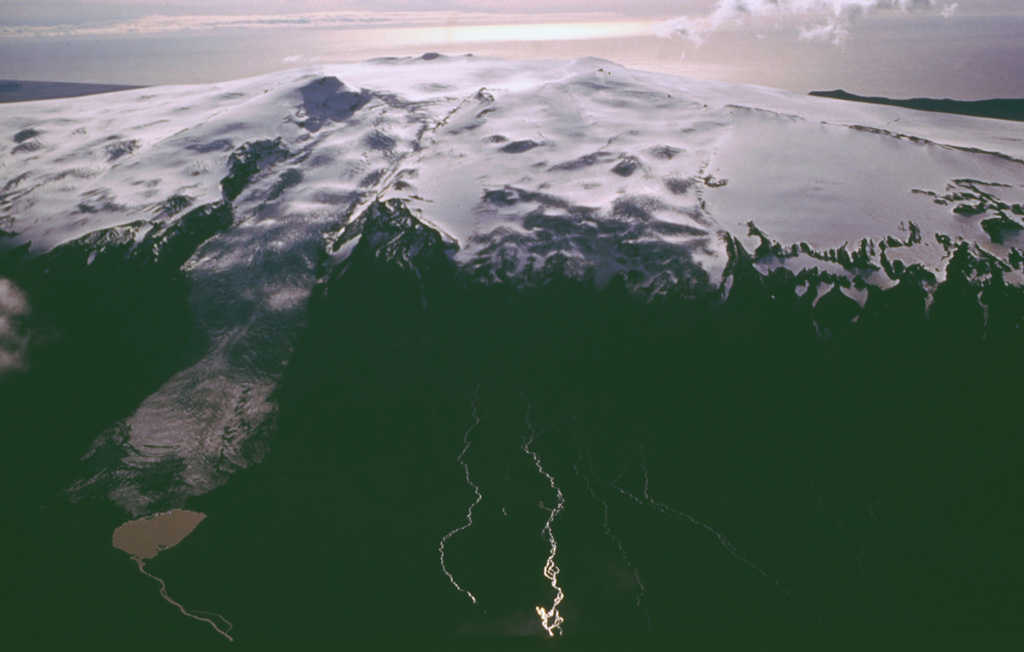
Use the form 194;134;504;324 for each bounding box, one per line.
810;89;1024;122
0;80;144;103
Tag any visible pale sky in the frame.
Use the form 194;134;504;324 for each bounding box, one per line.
2;1;1022;99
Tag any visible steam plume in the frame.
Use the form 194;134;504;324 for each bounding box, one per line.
656;0;958;46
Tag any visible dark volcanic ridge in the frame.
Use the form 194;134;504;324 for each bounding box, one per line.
0;80;145;104
810;89;1024;122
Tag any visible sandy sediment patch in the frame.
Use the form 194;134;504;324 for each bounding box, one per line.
112;508;206;560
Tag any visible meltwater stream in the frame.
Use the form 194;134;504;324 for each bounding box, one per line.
518;392;572;637
438;384;484;605
573;442;652;632
606;446;821;622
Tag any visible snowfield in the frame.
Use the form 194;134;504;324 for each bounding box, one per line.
2;54;1023;514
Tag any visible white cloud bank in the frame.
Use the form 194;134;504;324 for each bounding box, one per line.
656;0;958;46
0;278;30;376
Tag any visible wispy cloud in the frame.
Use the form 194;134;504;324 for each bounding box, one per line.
656;0;958;46
281;54;330;64
0;278;30;377
0;10;628;39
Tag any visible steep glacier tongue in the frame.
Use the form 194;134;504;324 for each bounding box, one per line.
96;216;323;514
68;206;331;514
68;82;466;516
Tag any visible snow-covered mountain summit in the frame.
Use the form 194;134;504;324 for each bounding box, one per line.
5;55;1023;284
3;55;1023;513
